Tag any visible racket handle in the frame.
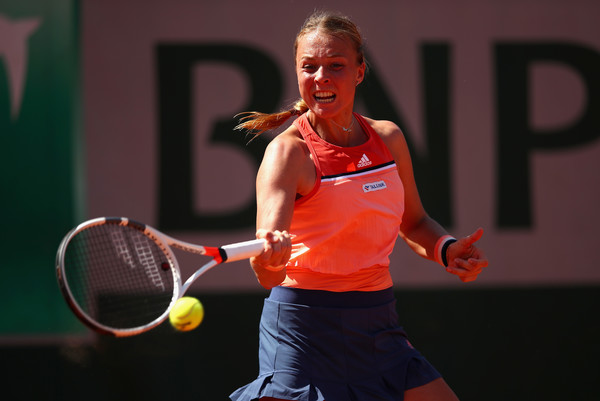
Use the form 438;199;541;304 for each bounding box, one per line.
221;239;266;263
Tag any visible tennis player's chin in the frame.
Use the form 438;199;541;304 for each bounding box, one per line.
308;102;343;119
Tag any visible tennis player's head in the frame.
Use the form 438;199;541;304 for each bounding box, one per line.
235;10;366;135
293;11;367;120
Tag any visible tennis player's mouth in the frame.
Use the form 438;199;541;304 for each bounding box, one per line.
314;91;336;103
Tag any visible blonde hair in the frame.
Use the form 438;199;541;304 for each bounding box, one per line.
235;10;365;136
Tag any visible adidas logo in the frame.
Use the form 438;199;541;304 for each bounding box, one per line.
357;153;372;168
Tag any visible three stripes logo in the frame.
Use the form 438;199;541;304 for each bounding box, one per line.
356;153;372;168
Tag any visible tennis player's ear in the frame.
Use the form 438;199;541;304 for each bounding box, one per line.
356;61;366;86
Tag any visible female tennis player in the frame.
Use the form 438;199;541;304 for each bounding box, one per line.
230;10;488;401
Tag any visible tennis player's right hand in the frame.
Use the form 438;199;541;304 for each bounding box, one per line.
250;229;292;289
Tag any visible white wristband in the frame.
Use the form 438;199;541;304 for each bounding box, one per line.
435;235;457;267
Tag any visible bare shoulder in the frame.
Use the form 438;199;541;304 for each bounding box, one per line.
263;124;310;163
360;116;408;153
259;124;315;196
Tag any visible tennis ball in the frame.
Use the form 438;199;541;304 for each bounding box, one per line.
169;297;204;332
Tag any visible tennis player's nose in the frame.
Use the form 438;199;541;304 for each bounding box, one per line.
315;66;330;83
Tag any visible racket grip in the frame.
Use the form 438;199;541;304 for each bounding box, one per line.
221;239;266;263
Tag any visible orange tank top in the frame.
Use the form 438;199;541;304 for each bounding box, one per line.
281;113;405;292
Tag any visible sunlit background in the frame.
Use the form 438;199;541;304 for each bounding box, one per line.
1;1;599;400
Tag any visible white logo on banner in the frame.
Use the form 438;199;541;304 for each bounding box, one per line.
0;14;41;121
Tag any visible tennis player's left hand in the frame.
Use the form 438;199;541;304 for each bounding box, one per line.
445;228;488;282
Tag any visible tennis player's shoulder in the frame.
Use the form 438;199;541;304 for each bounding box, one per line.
361;116;408;150
264;123;310;164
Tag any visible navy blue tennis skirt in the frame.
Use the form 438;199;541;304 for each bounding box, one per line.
229;287;441;401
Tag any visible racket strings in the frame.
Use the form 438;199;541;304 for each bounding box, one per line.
63;223;175;330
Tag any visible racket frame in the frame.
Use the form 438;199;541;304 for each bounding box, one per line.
56;217;264;337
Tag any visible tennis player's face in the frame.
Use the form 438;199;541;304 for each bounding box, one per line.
296;31;365;119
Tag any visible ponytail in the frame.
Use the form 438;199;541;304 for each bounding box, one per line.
235;99;309;136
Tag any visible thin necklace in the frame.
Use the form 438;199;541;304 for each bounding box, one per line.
330;116;354;133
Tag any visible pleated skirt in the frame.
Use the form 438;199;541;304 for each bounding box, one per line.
230;286;441;401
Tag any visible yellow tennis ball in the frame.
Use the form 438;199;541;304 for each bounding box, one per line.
169;297;204;332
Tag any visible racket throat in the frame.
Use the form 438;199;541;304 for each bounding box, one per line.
204;246;228;264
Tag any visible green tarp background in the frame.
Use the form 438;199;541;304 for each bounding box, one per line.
0;0;82;334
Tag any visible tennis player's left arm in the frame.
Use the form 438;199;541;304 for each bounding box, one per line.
379;122;446;259
374;119;488;281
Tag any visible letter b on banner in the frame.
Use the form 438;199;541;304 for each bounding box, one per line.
157;44;282;230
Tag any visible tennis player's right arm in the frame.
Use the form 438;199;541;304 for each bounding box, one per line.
251;132;309;289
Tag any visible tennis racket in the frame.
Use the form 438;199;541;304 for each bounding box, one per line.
56;217;265;337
